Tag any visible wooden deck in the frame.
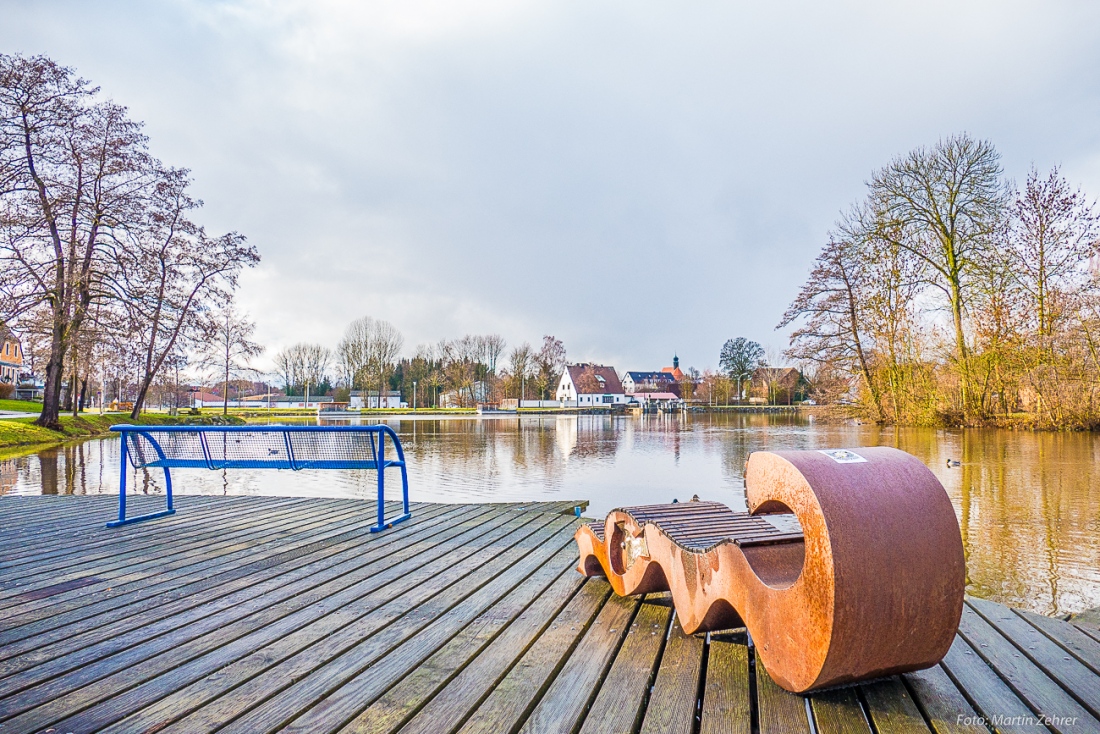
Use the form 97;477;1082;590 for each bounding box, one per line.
0;495;1098;734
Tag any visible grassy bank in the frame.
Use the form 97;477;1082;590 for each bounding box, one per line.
0;399;45;412
0;412;244;456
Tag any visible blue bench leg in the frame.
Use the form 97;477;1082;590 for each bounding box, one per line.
370;434;411;532
370;512;411;533
106;436;176;527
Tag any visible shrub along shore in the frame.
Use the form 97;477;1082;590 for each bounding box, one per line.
0;413;244;457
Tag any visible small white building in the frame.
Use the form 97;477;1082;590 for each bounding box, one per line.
349;390;404;409
556;364;628;406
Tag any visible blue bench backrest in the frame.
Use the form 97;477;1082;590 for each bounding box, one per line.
122;425;398;471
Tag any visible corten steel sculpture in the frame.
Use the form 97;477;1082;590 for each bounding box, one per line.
574;447;965;693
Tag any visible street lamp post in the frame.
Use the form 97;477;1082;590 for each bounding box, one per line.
413;380;418;411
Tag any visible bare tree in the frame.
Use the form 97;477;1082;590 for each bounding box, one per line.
110;167;258;419
336;316;373;389
575;365;602;395
870;134;1009;412
506;342;532;399
368;319;403;405
1010;166;1100;340
274;342;332;395
0;54;153;428
533;335;566;399
479;334;506;374
779;232;883;420
204;305;262;415
336;316;403;405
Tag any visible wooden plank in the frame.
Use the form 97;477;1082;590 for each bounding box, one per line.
0;498;393;638
1014;608;1100;677
395;580;611;734
0;499;260;572
957;605;1097;734
269;531;581;734
638;612;705;734
511;592;638;734
0;504;478;695
0;499;332;607
1075;624;1100;645
0;496;175;533
0;506;536;732
0;503;471;672
699;634;751;734
1;497;343;571
754;647;812;734
55;513;572;734
0;496;328;571
0;497;351;610
0;496;272;563
940;635;1044;734
337;555;587;734
0;505;524;726
967;597;1100;720
456;587;636;734
861;677;932;734
810;687;871;734
0;501;466;654
902;665;988;734
577;597;673;734
158;515;573;734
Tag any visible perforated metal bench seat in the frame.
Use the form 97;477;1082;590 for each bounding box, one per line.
583;501;803;550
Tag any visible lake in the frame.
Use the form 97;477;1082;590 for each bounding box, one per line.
1;412;1097;617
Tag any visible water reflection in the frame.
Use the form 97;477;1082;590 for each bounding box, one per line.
0;413;1097;616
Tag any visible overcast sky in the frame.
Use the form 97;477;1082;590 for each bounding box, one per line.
4;0;1100;373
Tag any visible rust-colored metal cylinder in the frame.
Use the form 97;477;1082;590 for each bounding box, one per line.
574;447;966;692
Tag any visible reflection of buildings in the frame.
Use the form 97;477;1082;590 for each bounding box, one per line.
0;458;18;495
555;415;621;460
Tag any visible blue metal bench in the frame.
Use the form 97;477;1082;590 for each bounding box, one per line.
108;424;411;532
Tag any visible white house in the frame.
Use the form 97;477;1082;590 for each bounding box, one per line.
349;390;404;409
556;364;628;406
621;370;678;395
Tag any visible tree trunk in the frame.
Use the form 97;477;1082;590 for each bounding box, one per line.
37;334;66;430
78;378;88;412
130;376;154;421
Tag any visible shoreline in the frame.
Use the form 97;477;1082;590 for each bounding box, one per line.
0;413;244;458
2;402;1095;459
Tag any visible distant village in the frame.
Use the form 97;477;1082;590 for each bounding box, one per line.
0;317;809;413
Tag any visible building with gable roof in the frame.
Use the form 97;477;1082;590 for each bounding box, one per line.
621;370;678;395
661;354;684;382
0;324;24;387
556;363;627;406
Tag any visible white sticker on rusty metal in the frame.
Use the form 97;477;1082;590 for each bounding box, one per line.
818;449;867;464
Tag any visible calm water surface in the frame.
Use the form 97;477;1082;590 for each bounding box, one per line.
1;413;1097;616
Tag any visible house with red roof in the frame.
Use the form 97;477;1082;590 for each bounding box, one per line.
555;363;628;406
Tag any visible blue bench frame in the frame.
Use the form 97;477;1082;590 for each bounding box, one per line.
108;424;411;532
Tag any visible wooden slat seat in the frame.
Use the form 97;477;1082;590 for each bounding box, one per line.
586;502;804;550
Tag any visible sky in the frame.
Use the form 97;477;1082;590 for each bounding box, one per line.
3;0;1100;375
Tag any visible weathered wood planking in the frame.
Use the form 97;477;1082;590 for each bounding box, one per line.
0;495;1098;734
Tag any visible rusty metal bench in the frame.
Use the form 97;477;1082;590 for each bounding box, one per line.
575;447;965;693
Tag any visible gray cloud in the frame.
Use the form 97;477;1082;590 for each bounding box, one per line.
4;0;1099;373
